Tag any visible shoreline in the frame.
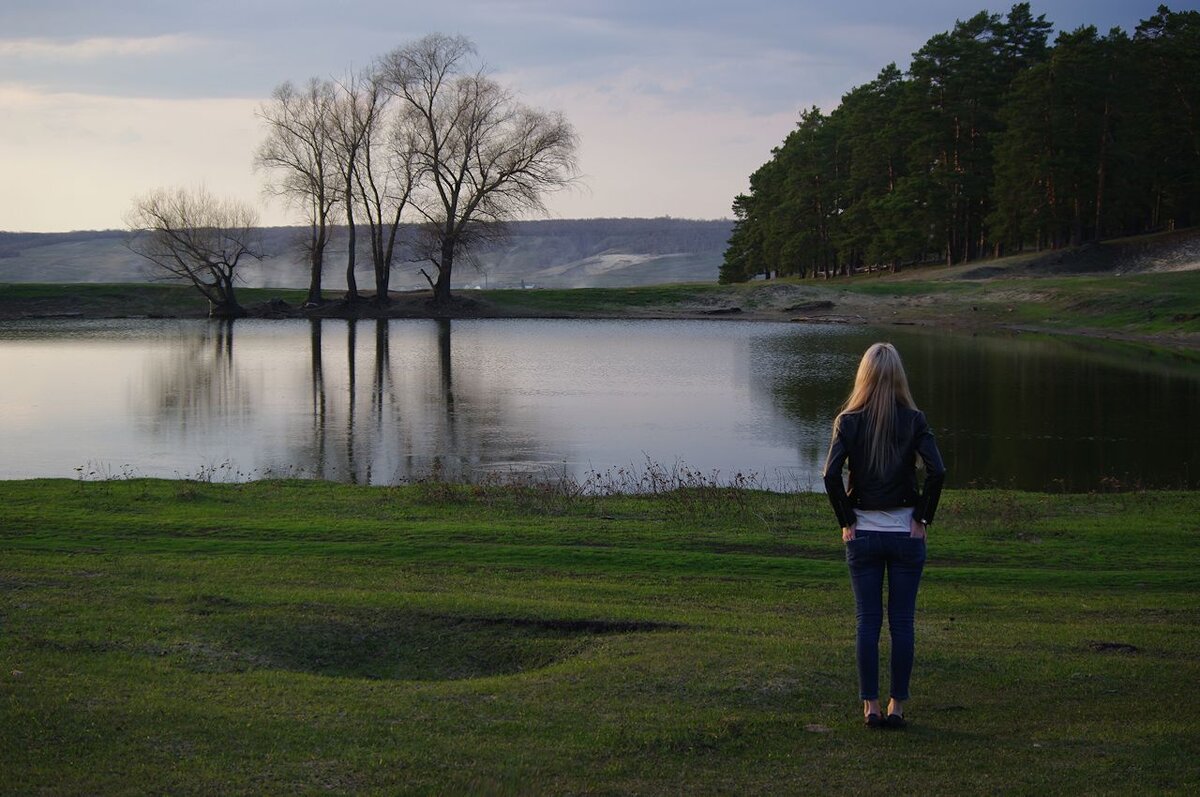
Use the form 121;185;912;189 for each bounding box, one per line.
2;269;1199;352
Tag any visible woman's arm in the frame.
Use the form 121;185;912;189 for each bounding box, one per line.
912;411;946;525
823;416;857;529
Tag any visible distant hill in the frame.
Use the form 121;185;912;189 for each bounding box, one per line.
0;218;733;290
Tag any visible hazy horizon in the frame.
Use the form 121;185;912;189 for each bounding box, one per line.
0;215;735;236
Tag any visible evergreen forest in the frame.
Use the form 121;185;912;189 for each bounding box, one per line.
720;4;1200;282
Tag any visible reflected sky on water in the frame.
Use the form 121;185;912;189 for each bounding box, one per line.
0;318;1196;490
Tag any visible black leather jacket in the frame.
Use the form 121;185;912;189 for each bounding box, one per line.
822;405;946;529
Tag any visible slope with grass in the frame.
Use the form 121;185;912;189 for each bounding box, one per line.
2;480;1197;793
0;219;732;290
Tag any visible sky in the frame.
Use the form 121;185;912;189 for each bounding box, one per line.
0;0;1187;232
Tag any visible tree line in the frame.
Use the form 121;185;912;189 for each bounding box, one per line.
720;4;1200;283
127;34;578;316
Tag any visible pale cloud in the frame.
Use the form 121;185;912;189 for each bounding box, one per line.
0;84;270;232
0;34;202;60
523;75;799;220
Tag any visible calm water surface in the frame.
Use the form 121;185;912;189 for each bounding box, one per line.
0;318;1196;490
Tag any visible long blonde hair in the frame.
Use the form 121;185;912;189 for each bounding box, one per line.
836;342;918;477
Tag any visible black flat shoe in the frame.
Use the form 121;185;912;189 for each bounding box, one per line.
865;713;883;728
884;713;906;729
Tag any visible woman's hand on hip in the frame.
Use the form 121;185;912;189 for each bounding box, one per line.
910;517;927;539
842;525;856;542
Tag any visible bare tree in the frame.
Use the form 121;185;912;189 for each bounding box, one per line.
126;186;264;318
352;68;422;304
328;71;376;303
256;78;340;306
382;34;579;305
329;67;426;306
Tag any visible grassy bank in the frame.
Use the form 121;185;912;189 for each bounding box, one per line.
0;283;309;319
2;480;1198;794
818;270;1200;338
483;270;1200;338
3;266;1199;348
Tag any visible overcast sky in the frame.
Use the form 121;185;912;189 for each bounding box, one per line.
0;0;1184;232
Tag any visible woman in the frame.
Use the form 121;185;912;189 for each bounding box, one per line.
823;342;946;729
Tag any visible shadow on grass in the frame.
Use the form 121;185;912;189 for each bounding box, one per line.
173;602;680;681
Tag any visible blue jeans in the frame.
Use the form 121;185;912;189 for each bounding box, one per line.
845;530;926;701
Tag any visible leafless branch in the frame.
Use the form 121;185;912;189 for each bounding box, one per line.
125;186;264;317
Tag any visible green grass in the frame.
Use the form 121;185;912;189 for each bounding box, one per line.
0;282;309;317
1001;272;1200;333
480;283;727;314
2;480;1198;794
0;282;202;315
827;278;978;297
805;269;1200;337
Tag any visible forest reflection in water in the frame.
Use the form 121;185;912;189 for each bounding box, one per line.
0;318;1196;489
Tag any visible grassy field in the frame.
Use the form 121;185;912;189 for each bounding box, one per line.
2;480;1198;794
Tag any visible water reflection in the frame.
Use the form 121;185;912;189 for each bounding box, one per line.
0;318;1196;489
268;318;560;484
138;320;252;445
141;316;242;429
752;327;1200;491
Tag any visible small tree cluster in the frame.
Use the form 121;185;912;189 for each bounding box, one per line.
255;34;579;307
127;34;578;313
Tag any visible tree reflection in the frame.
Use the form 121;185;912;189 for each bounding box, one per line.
139;320;251;438
436;318;458;463
309;319;326;476
280;318;550;483
366;318;389;484
345;319;358;482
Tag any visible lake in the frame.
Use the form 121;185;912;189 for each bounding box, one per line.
0;318;1196;490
